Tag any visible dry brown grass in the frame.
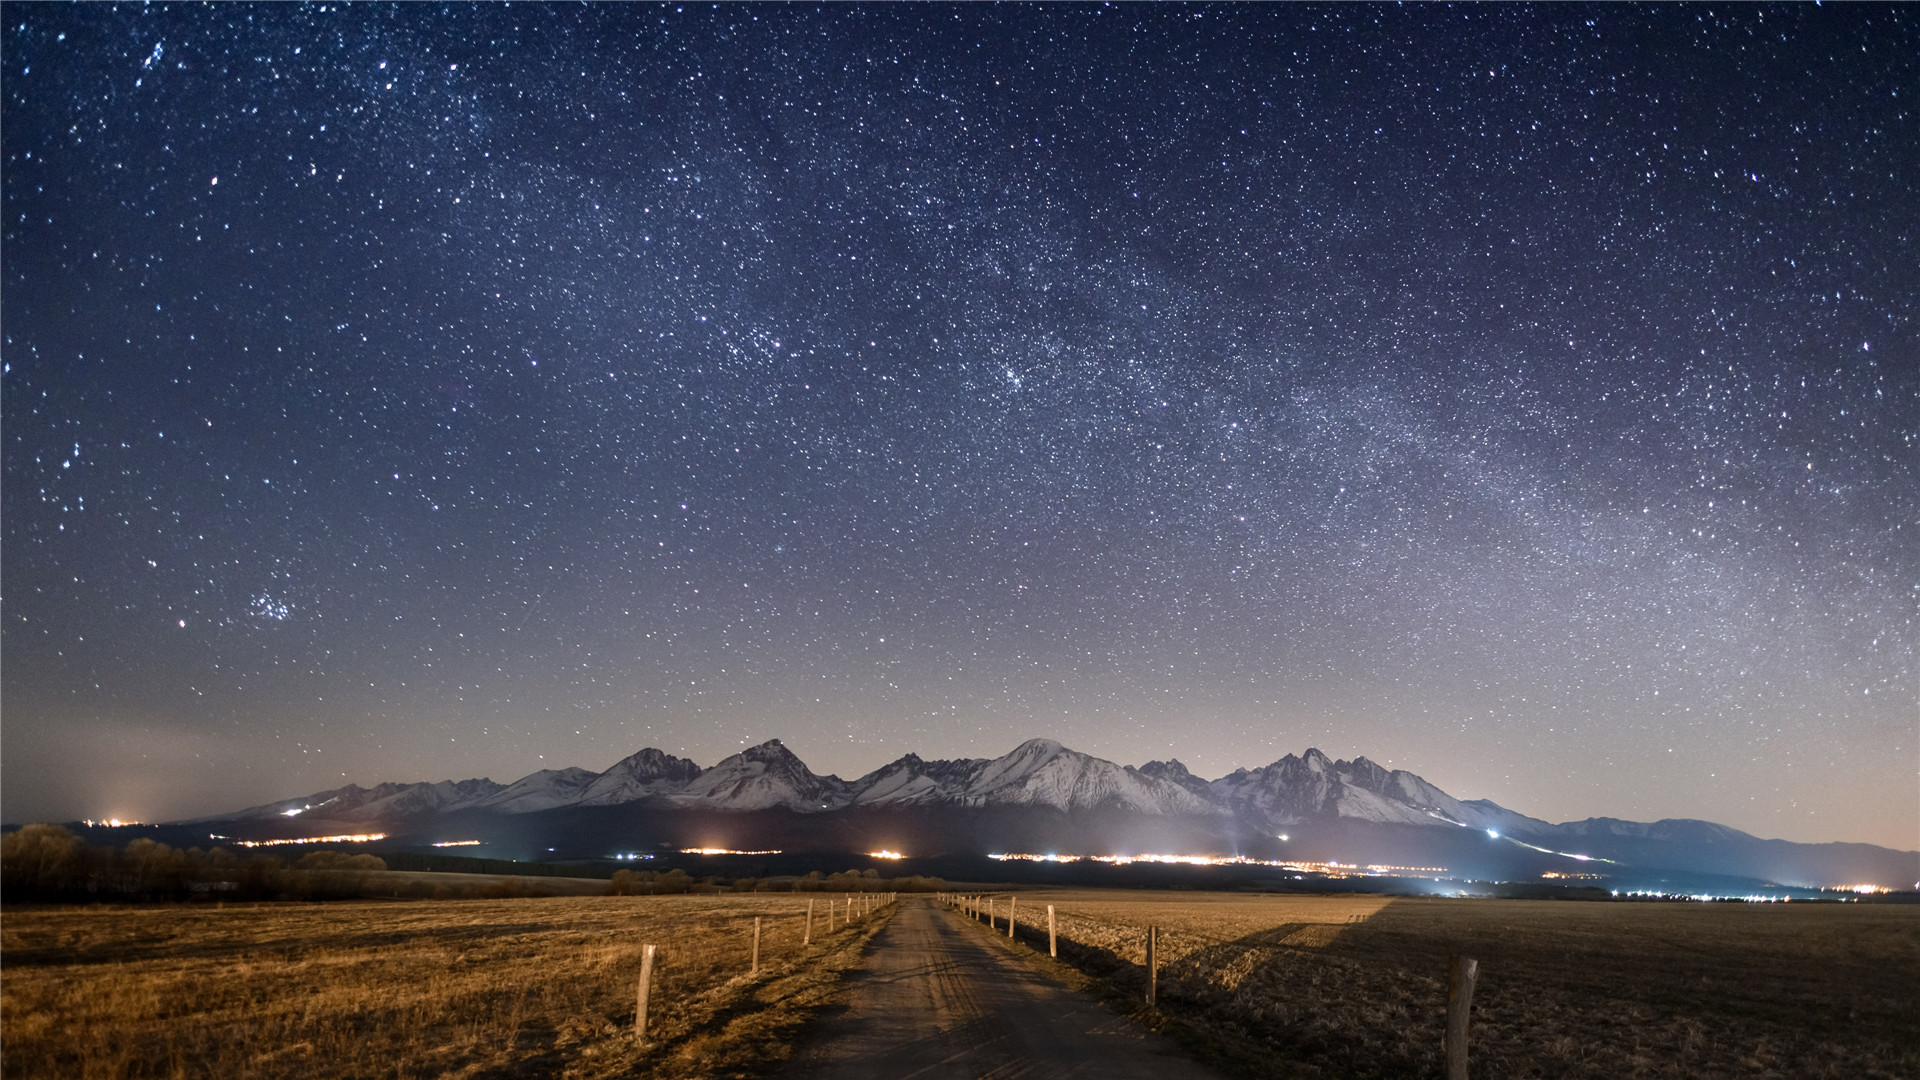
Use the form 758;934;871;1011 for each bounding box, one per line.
959;890;1920;1080
2;892;894;1079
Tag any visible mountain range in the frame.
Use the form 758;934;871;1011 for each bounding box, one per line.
214;738;1533;830
187;738;1916;893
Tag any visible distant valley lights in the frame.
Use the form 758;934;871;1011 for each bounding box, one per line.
867;849;906;860
235;833;386;848
681;847;782;856
989;852;1448;878
431;840;483;848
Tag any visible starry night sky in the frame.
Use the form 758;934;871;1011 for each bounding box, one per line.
4;4;1914;849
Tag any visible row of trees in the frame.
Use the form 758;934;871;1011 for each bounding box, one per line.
3;824;951;904
1;824;385;903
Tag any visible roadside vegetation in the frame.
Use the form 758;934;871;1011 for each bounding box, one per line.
956;888;1920;1079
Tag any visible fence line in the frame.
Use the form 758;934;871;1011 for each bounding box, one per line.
940;892;1476;1075
629;892;901;1052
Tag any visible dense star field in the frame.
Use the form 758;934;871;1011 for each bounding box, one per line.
3;5;1914;849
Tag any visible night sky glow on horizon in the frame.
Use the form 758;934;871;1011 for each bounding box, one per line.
3;5;1914;850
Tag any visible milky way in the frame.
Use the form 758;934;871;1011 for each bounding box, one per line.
4;5;1914;848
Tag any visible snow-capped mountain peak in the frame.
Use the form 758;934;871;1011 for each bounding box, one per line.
848;753;989;806
1133;758;1216;801
477;767;600;814
578;747;702;806
666;739;849;812
960;738;1219;815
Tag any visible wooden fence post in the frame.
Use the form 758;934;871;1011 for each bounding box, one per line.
1008;895;1017;938
1146;925;1157;1006
1048;904;1057;957
1446;955;1478;1080
635;943;656;1043
751;916;761;974
988;897;995;931
805;899;814;946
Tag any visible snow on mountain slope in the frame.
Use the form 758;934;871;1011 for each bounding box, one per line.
959;739;1220;814
476;767;602;814
1346;757;1552;835
576;748;702;806
208;778;508;823
1210;748;1344;824
847;753;989;806
335;778;502;821
1209;749;1551;834
1552;817;1752;844
191;785;369;823
1135;759;1217;801
665;739;850;811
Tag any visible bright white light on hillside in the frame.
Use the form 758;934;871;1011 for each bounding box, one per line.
282;807;306;817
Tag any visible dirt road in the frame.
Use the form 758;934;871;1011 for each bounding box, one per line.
782;898;1224;1080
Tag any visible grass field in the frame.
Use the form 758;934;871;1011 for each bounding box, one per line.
2;892;894;1080
959;889;1920;1080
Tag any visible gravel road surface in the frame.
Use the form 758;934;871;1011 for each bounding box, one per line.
782;898;1225;1080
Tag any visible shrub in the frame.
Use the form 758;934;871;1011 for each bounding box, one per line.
296;850;386;872
1;824;89;902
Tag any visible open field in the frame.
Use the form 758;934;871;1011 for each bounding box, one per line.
2;892;895;1080
955;889;1920;1079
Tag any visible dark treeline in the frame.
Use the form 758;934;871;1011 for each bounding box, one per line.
3;824;950;904
380;850;602;878
1;823;388;903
